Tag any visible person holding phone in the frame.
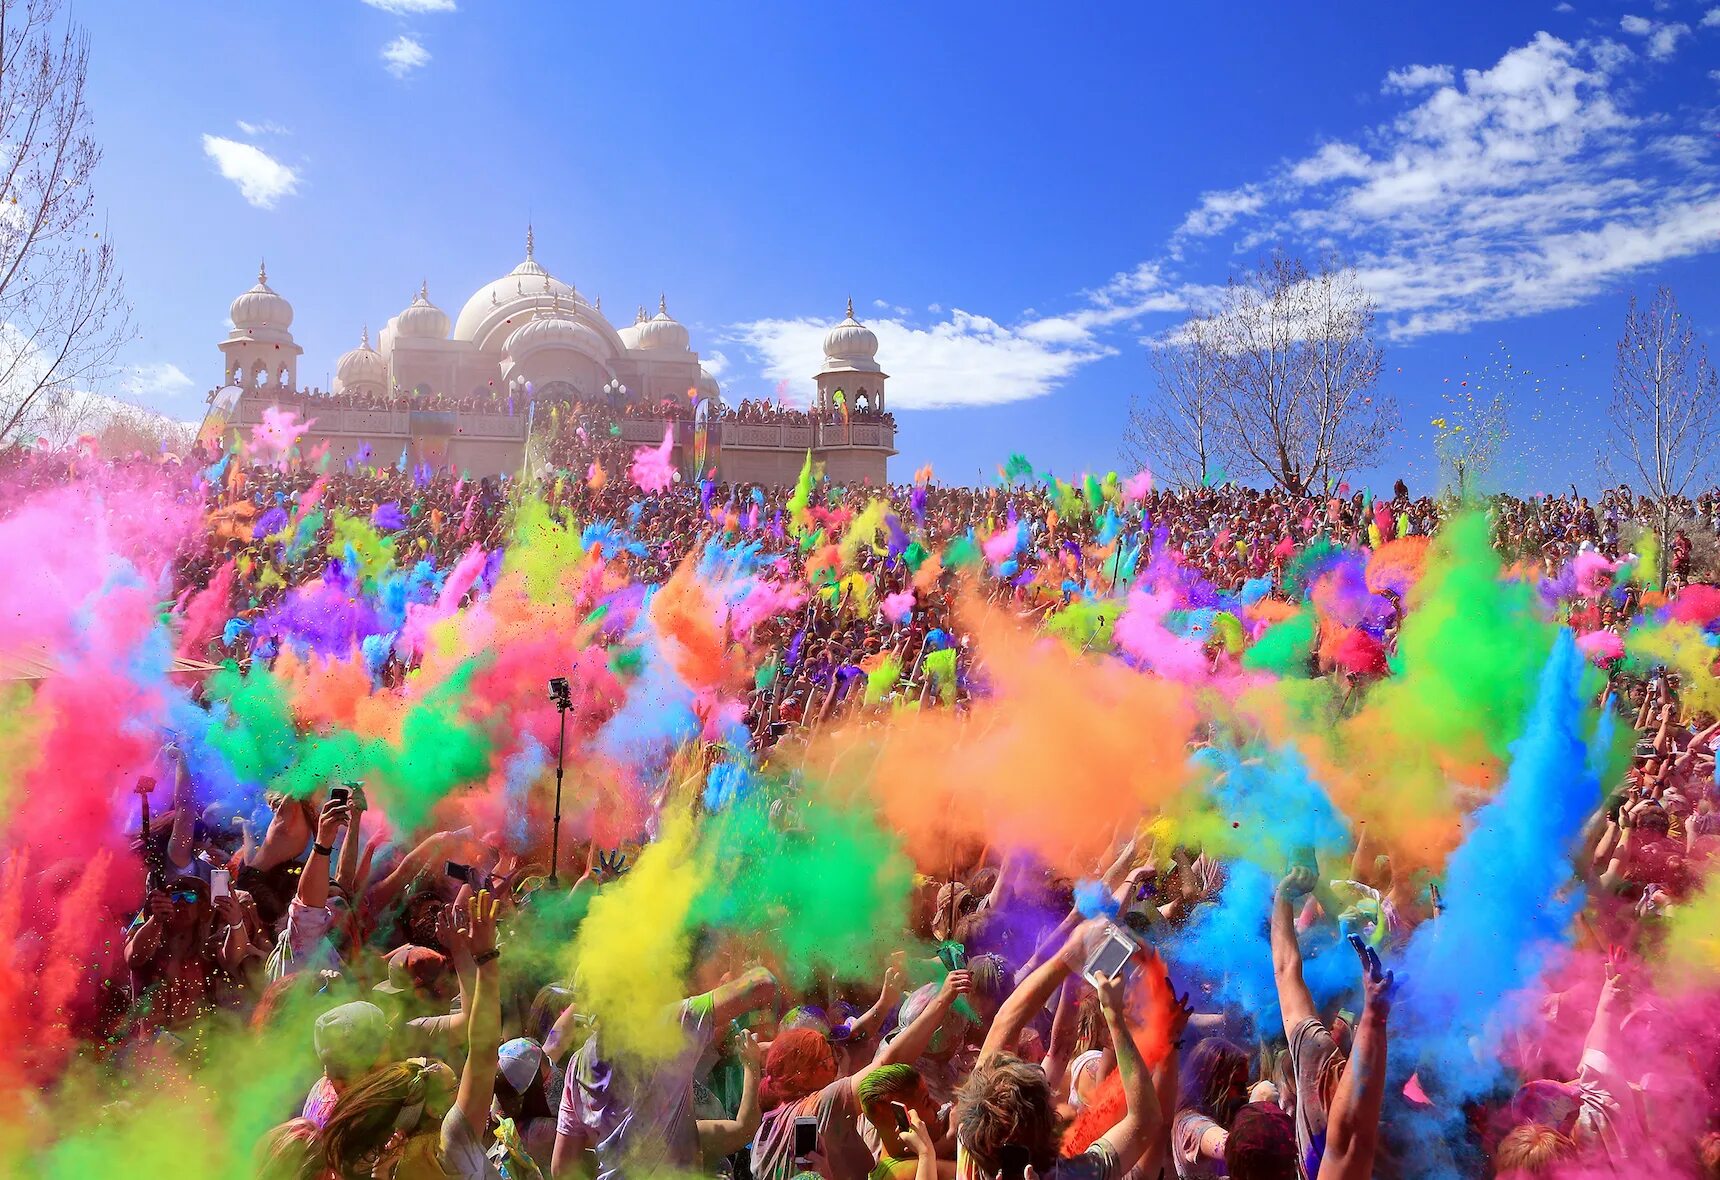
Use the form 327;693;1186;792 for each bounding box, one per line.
750;971;973;1179
125;873;220;1034
856;1064;947;1179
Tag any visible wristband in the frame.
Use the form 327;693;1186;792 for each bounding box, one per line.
312;842;335;858
473;949;501;967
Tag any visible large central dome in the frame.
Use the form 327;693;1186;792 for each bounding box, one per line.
454;227;580;343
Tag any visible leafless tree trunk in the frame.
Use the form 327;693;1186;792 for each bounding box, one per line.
1124;315;1224;487
0;0;129;443
1196;253;1393;495
1604;287;1719;584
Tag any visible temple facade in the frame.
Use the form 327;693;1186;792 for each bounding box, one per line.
214;232;896;484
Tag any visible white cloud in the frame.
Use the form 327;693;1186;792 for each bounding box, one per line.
236;119;288;137
1704;7;1720;27
1383;63;1455;93
729;29;1720;407
700;349;728;379
1176;187;1266;238
201;135;300;209
381;35;430;78
728;266;1186;410
119;362;196;405
1618;14;1689;58
1159;32;1720;338
1554;2;1574;12
361;0;456;13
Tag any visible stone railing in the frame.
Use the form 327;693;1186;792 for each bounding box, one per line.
229;395;525;440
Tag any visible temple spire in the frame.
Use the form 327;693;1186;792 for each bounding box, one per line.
658;292;668;316
361;324;370;349
258;259;268;285
846;295;854;319
525;222;535;261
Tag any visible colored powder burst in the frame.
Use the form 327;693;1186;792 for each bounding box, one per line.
1625;620;1720;714
1043;599;1119;653
1241;609;1315;676
1394;630;1599;1128
692;788;913;985
1323;513;1560;864
507;492;586;603
570;809;706;1062
325;510;396;585
810;600;1194;878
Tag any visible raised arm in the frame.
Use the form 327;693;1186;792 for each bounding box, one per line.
982;921;1098;1066
878;970;971;1068
1271;867;1319;1038
295;798;350;911
1091;969;1163;1177
1317;936;1394;1180
706;965;780;1026
453;891;504;1142
697;1030;764;1159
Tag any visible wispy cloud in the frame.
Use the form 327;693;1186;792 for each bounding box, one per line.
236;119;289;137
1704;7;1720;28
1382;63;1455;93
381;35;430;78
732;28;1720;407
1618;14;1690;59
361;0;456;13
1169;31;1720;339
728;265;1185;410
119;362;196;407
201;135;300;209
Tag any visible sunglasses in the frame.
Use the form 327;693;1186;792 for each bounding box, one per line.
169;889;202;905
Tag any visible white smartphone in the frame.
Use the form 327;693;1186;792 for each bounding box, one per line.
210;868;231;900
1083;923;1138;987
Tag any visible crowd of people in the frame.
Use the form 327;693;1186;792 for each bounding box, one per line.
2;417;1720;1180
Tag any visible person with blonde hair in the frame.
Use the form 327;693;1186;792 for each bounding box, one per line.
321;890;504;1179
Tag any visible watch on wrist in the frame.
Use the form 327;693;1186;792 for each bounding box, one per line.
312;842;335;858
473;949;501;967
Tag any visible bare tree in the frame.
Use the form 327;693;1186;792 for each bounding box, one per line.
1124;315;1225;487
0;0;129;443
1196;254;1394;495
1604;286;1720;570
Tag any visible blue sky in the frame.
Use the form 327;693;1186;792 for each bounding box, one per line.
82;0;1720;493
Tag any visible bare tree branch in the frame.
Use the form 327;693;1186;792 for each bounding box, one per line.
0;0;130;443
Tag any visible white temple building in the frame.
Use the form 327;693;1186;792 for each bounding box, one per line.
216;229;895;484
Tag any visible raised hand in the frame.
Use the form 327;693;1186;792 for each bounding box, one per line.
938;968;973;1004
314;798;351;847
1278;865;1316;900
1092;971;1128;1016
1346;932;1397;1014
468;889;501;958
594;849;628;880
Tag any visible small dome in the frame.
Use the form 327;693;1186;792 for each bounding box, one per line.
395;281;451;339
335;327;386;389
696;366;721;400
504;308;611;359
635;293;690;352
230;262;293;331
823;297;877;361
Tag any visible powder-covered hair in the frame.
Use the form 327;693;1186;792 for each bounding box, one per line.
857;1063;919;1107
1494;1123;1579;1177
955;1053;1060;1176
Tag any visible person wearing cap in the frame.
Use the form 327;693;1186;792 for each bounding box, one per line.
303;1000;391;1128
490;1038;557;1173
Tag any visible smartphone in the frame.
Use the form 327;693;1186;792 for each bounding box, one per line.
792;1115;818;1162
135;775;157;796
1083;924;1138;987
211;868;231;900
446;860;474;884
329;786;351;806
891;1102;911;1134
